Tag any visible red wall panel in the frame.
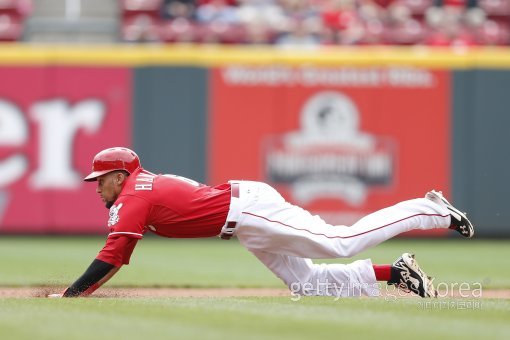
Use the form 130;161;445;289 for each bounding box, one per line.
209;66;450;235
0;67;132;233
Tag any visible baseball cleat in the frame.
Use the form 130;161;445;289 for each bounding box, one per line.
425;190;475;238
388;253;437;298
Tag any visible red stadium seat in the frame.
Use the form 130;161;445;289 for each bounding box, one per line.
359;19;387;45
384;19;427;44
0;0;21;11
198;22;247;44
159;18;199;43
474;20;510;45
0;0;32;19
425;26;476;46
479;0;510;16
397;0;434;16
120;0;163;19
0;13;22;41
121;14;161;42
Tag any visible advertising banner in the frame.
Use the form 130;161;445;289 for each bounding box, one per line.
0;67;131;233
210;66;451;235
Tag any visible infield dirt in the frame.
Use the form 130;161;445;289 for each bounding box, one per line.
1;287;509;299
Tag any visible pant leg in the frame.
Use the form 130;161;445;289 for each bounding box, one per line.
248;249;379;297
234;181;451;259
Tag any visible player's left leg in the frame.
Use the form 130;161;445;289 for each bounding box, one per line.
246;249;436;298
248;249;380;297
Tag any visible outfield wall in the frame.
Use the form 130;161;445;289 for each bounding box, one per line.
0;45;508;236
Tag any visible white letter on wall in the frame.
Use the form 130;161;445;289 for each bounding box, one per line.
0;100;28;187
30;99;105;189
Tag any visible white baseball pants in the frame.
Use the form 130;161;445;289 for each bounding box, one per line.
223;181;451;297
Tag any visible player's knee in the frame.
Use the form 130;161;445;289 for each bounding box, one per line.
329;240;361;258
285;265;322;296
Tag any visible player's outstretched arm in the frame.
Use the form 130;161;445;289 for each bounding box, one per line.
48;236;137;298
49;259;120;298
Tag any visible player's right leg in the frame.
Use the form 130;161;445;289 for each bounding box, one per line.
235;183;454;259
425;190;474;238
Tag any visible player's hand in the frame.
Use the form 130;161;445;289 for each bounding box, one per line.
47;292;64;298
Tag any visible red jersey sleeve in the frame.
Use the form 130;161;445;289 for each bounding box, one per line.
107;195;151;239
96;235;139;267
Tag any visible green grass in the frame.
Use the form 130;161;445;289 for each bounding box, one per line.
1;237;509;340
0;237;509;288
0;297;508;340
0;236;280;287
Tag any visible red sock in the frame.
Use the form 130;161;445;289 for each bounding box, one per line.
372;265;392;281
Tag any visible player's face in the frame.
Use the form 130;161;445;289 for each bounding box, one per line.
96;172;124;209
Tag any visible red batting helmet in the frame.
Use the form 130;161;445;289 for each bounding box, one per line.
84;147;141;182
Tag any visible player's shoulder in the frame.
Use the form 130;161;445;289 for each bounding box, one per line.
124;170;207;196
123;169;156;191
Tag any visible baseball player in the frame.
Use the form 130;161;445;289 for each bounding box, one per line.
48;147;474;298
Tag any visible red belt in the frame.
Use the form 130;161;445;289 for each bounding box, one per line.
219;182;240;240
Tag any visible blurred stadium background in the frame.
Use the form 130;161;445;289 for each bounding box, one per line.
0;1;510;239
2;0;510;45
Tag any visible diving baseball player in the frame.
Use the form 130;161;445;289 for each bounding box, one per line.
48;147;474;298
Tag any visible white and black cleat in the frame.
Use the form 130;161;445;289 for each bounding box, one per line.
425;190;475;238
388;253;437;298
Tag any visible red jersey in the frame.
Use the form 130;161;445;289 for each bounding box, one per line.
96;168;231;266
